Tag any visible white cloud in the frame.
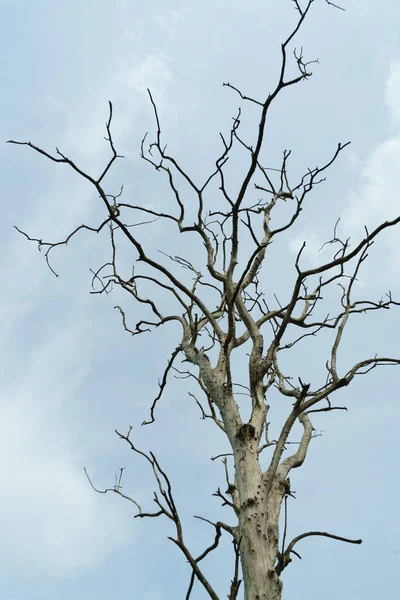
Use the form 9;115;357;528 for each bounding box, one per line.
45;50;173;167
0;174;94;346
342;62;400;246
0;320;131;576
154;9;185;39
290;62;400;275
289;231;330;267
0;43;177;579
342;136;400;238
4;45;175;338
118;53;173;99
385;61;400;127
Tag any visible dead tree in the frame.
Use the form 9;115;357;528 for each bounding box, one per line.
8;1;399;599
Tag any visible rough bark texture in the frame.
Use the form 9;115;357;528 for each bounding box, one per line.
235;449;284;599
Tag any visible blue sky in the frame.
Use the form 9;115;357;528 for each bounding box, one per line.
1;1;400;598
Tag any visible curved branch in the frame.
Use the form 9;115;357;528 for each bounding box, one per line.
287;530;361;559
276;411;313;480
14;218;111;277
142;346;182;425
276;530;360;576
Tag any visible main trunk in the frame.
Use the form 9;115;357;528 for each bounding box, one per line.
235;435;284;600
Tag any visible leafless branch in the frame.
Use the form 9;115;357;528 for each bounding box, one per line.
83;466;142;513
142;346;182;425
113;427;220;599
276;530;361;575
10;2;393;597
14;219;111;277
227;538;242;599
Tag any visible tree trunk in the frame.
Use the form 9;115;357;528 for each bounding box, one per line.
235;429;284;600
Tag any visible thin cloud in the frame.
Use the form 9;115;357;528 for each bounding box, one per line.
0;47;174;578
342;62;400;238
154;9;185;39
289;62;400;277
118;53;173;98
0;318;131;576
288;232;331;267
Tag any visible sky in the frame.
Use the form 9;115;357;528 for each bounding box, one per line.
1;0;400;598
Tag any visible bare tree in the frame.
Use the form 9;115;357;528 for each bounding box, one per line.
8;1;399;599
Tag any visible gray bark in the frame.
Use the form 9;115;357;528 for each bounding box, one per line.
235;443;285;600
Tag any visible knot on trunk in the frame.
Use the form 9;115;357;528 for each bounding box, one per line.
236;423;256;442
242;496;257;508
